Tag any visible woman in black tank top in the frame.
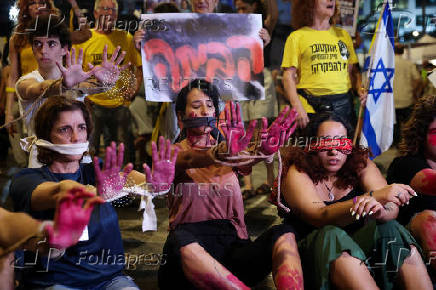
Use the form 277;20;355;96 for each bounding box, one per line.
278;112;431;289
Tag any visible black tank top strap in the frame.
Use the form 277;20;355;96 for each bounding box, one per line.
324;188;361;206
283;187;364;240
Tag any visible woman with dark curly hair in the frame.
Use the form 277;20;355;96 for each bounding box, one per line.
281;0;366;129
387;95;436;271
280;112;431;289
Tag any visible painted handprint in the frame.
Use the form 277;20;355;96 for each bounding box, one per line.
143;136;179;192
93;142;134;202
219;101;256;156
45;188;103;248
259;106;297;155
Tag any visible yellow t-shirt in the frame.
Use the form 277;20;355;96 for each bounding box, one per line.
73;29;142;108
20;44;38;76
281;26;357;113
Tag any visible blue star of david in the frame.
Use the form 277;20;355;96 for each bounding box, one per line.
368;58;394;103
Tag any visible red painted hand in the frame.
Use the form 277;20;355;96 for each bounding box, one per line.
93;142;134;201
143;136;179;192
259;106;297;155
219;101;257;156
45;188;103;248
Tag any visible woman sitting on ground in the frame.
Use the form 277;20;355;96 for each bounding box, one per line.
158;79;304;289
280;112;431;289
10;96;177;289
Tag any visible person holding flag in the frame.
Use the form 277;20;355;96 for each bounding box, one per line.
282;0;367;129
358;1;395;158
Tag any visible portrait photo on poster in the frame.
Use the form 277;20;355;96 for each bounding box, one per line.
139;13;264;102
338;0;360;37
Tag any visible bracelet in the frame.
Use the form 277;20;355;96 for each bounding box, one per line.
5;87;15;93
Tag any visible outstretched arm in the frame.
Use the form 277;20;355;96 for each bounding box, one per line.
45;188;103;248
30;179;94;211
176;102;256;171
0;189;102;256
0;207;42;256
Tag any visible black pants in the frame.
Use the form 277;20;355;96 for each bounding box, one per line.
158;220;295;289
298;89;357;129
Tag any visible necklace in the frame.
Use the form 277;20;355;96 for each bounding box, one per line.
324;182;335;201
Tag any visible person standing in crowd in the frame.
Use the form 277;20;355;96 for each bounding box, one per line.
235;0;279;199
133;0;272;197
74;0;142;163
387;95;436;271
15;15;127;168
280;112;432;289
282;0;366;129
4;0;59;168
4;0;89;157
130;1;180;169
392;44;422;145
268;0;292;71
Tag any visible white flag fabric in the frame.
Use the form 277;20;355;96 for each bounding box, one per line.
360;2;395;158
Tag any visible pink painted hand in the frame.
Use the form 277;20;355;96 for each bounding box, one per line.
259;106;298;155
45;188;103;248
143;136;179;192
219;101;257;156
93;142;134;201
88;45;130;86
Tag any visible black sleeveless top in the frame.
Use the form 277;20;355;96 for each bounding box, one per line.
283;187;365;241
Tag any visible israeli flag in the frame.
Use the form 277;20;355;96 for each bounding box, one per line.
360;2;395;158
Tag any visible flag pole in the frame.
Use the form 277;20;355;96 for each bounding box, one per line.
353;93;365;145
353;0;388;145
